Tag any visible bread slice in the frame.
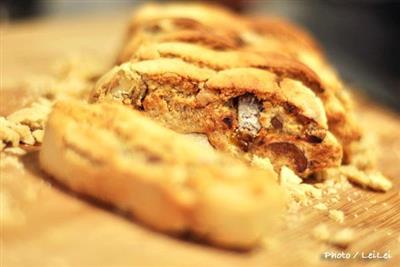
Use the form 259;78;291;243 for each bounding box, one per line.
90;58;342;176
39;100;285;249
116;3;361;161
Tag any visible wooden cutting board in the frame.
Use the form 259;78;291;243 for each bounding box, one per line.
2;12;400;267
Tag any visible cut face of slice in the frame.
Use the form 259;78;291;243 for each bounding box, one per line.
91;59;342;176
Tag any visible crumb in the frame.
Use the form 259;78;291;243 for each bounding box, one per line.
329;209;345;224
32;129;44;143
1;98;52;151
329;228;355;248
3;147;26;156
302;184;322;199
327;188;337;195
280;166;302;185
314;183;324;189
313;224;355;248
313;203;328;211
324;179;335;188
312;223;330;241
340;166;392;192
251;155;275;173
279;166;322;205
330;197;339;203
7;97;52;129
0;117;34;147
370;199;377;204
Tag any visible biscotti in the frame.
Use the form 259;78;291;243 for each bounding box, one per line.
114;3;361;162
90;59;342;176
39;100;285;249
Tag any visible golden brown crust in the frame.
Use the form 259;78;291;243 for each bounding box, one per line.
116;17;244;64
133;41;325;93
39;100;285;249
247;16;321;51
127;3;247;34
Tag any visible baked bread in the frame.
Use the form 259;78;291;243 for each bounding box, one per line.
114;3;361;162
90;58;342;176
39;100;285;249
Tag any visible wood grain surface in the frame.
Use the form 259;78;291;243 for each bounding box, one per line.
1;12;400;267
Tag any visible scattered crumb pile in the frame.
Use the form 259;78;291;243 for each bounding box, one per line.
328;209;345;224
340;165;392;192
278;154;391;249
1;98;52;153
1;55;107;153
312;224;355;248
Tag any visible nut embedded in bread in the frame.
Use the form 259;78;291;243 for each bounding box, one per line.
39;100;285;249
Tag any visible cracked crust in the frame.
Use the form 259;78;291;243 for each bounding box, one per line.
90;59;342;175
246;16;323;53
39;100;285;249
133;41;325;94
117;18;244;64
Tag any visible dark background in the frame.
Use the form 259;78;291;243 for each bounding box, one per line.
2;0;399;112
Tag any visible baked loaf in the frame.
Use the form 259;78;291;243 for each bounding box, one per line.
90;58;342;176
39;100;285;249
113;3;361;163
